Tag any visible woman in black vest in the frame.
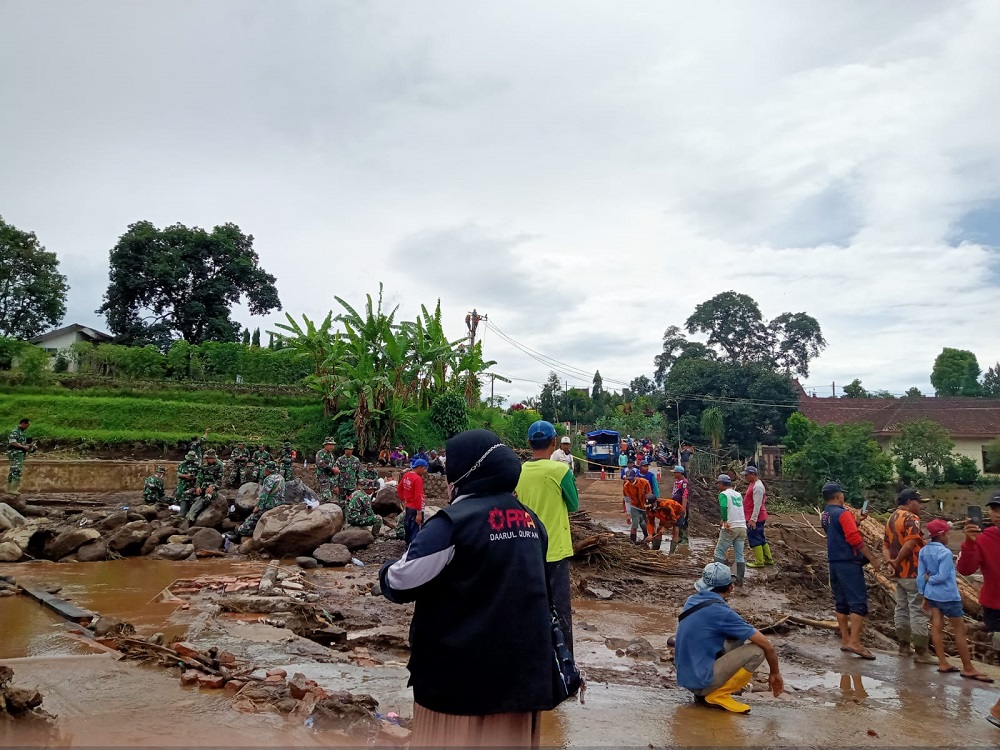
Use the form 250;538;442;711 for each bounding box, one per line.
380;429;560;746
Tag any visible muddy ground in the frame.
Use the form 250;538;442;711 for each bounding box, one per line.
1;477;999;746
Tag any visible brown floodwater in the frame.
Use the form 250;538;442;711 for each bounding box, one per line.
0;558;270;659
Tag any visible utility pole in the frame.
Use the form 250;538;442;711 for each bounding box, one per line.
465;309;487;348
832;381;836;398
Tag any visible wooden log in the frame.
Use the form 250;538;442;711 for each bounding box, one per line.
19;585;94;625
787;614;839;630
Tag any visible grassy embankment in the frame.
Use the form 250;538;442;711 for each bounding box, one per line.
0;385;332;452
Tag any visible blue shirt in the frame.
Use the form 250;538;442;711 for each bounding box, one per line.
917;541;961;603
675;591;756;691
636;469;660;497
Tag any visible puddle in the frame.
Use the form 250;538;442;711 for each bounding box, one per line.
0;558;271;659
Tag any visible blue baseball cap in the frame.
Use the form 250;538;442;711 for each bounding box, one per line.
673;465;685;474
411;458;429;469
695;562;733;593
821;481;843;500
527;420;557;443
625;469;637;479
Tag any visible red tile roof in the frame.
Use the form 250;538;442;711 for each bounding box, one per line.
797;396;1000;438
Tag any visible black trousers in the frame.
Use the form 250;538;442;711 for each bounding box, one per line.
546;558;573;655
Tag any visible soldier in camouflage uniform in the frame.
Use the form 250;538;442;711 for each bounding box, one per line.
315;438;339;503
250;444;272;483
143;466;168;505
334;444;361;508
175;451;200;514
231;461;285;540
186;449;225;521
347;483;382;537
229;441;251;487
6;418;33;496
359;461;380;491
278;441;295;481
188;431;208;463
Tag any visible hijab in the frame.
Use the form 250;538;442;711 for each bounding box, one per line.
445;429;521;499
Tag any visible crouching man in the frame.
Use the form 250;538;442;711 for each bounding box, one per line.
226;462;286;543
347;481;383;538
675;562;784;714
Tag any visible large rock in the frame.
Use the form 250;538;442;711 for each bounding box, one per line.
150;543;195;561
45;527;102;560
0;541;23;562
284;479;318;506
133;505;160;521
235;483;260;514
191;527;224;551
192;496;228;529
98;511;129;531
0;503;26;532
76;540;108;562
313;543;352;567
372;487;402;516
252;503;343;557
107;520;154;555
0;521;50;556
296;556;319;569
330;528;374;551
141;526;180;556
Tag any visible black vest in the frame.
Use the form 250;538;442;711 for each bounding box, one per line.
407;492;557;715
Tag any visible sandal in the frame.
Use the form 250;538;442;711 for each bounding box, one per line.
988;715;1000;729
961;672;995;683
938;666;961;673
845;646;876;660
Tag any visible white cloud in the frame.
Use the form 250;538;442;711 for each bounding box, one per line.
1;0;998;402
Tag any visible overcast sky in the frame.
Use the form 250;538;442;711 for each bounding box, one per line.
2;1;999;403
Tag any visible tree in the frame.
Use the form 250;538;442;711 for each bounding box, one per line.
943;455;980;485
539;371;562;423
562;387;593;424
664;358;798;452
251;328;261;348
98;221;281;345
892;419;955;482
905;387;923;398
628;375;654;398
982;363;1000;398
685;292;765;365
985;439;1000;473
783;412;814;453
653;326;716;384
783;420;892;501
591;371;604;401
429;391;469;438
841;379;869;399
931;348;981;396
700;407;725;450
0;215;68;339
765;312;827;378
241;328;251;346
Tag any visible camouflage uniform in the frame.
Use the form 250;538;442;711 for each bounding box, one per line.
250;447;272;483
360;465;380;490
278;442;295;481
334;450;361;504
6;424;31;492
315;440;338;503
229;445;251;487
175;451;200;513
188;436;206;463
347;489;382;537
236;463;285;538
186;451;225;521
143;469;167;505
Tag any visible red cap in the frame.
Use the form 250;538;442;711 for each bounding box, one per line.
926;519;950;538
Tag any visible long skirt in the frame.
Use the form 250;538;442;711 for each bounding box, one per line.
411;703;541;747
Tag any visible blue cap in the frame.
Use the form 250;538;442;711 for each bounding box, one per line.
695;562;733;593
625;469;637;479
822;481;843;499
673;465;685;474
527;420;557;443
411;458;429;469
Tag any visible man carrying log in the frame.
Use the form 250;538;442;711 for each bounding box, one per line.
882;487;937;664
957;495;1000;729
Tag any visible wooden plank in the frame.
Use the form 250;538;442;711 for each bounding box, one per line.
19;585;94;625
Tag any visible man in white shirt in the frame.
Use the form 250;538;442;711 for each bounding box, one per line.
713;474;748;587
551;436;575;473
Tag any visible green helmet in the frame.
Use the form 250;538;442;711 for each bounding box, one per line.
283;441;292;448
343;443;355;450
184;451;197;461
323;437;336;445
155;465;166;473
204;450;217;459
263;461;278;473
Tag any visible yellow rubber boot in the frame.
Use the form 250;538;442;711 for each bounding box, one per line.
745;545;766;569
762;543;775;566
703;668;754;714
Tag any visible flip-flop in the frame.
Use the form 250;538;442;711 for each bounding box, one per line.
962;673;995;683
845;646;876;660
988;715;1000;729
938;666;961;673
839;646;852;652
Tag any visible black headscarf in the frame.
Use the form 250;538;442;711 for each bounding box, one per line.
445;429;521;498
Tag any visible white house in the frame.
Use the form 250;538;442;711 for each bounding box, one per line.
29;323;113;371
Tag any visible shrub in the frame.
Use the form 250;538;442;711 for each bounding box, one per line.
429;391;469;439
942;454;980;485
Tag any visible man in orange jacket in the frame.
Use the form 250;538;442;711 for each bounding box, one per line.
622;469;652;545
